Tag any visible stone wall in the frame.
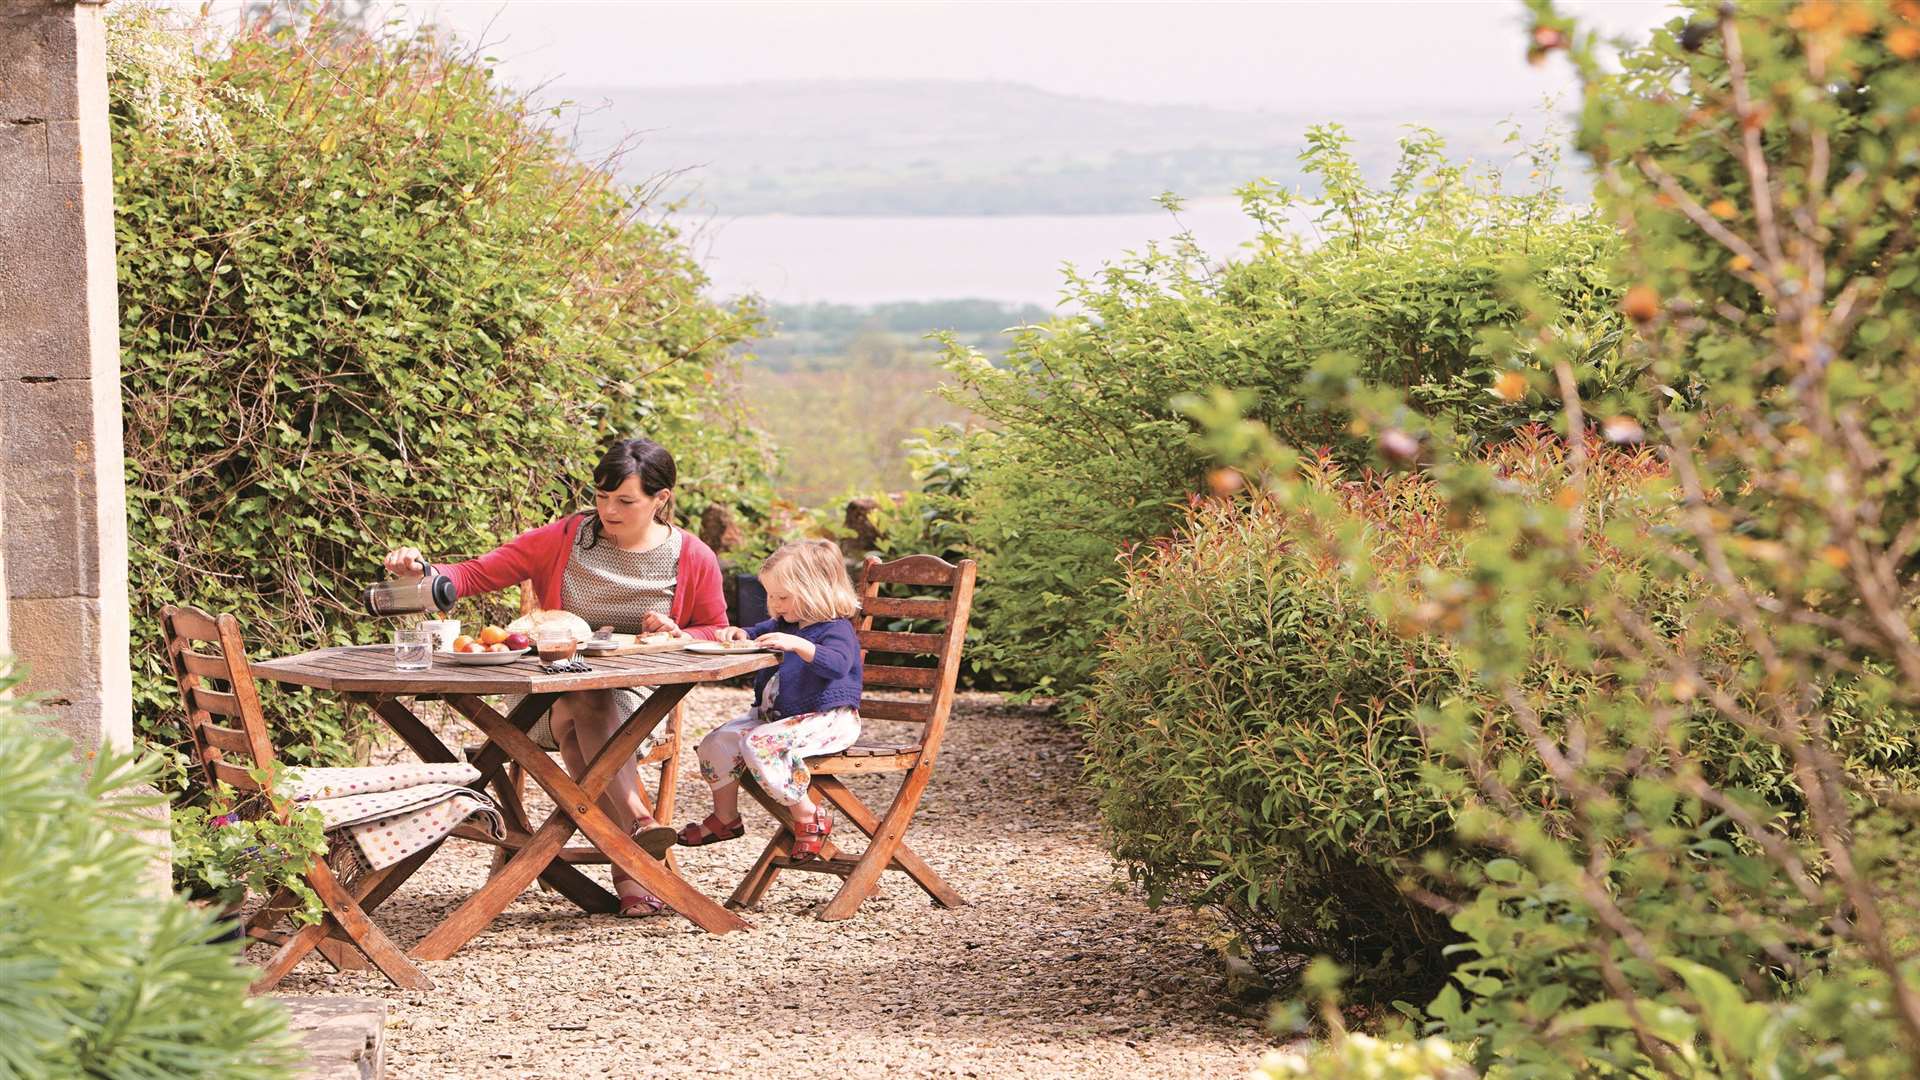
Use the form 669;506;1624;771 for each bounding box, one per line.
0;0;134;753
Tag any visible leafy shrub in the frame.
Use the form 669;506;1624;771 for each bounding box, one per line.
0;671;298;1079
108;12;774;778
1179;2;1920;1072
1251;1035;1472;1080
1082;429;1920;990
942;129;1631;699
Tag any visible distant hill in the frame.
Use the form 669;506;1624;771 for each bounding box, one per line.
549;79;1561;217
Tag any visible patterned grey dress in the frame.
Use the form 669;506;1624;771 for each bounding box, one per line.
524;527;682;749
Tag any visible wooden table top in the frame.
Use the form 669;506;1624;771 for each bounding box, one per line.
251;644;778;695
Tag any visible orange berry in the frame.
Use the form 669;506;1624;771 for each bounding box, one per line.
1790;1;1837;32
1621;285;1661;323
1890;26;1920;59
1729;254;1753;272
1708;198;1737;219
1207;467;1246;497
1603;416;1646;444
1492;371;1527;402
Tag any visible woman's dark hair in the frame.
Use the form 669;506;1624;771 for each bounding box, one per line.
582;438;675;548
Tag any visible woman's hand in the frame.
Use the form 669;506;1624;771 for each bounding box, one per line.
715;626;751;643
383;547;426;580
755;632;815;662
641;612;681;635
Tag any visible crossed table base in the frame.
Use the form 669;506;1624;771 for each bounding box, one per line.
250;645;778;960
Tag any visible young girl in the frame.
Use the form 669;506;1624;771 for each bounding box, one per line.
643;539;863;861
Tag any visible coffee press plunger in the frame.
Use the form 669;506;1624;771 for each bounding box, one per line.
364;556;458;616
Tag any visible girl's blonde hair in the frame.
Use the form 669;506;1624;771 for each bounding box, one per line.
762;539;860;625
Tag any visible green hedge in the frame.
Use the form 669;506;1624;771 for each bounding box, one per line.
941;128;1632;699
108;21;774;776
1079;433;1920;985
0;671;297;1078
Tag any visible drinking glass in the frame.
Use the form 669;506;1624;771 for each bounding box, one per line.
393;629;433;671
534;629;578;664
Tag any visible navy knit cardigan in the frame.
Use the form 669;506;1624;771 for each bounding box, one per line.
744;616;864;718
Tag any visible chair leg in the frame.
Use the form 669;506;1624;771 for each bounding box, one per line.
727;828;790;910
816;769;960;921
814;775;962;908
727;781;857;910
305;860;431;990
251;916;337;992
655;703;683;876
316;936;369;972
245;886;298;938
251;859;432;992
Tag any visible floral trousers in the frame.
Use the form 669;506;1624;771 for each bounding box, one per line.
696;707;862;807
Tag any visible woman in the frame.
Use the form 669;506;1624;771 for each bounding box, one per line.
381;437;728;916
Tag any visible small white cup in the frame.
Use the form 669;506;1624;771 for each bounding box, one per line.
419;619;461;652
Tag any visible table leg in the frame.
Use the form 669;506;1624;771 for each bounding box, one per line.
362;692;616;917
410;688;702;959
443;687;749;942
368;697;460;764
466;694;616;912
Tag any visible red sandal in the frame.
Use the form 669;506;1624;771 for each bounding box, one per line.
663;813;744;852
610;871;667;918
790;807;833;862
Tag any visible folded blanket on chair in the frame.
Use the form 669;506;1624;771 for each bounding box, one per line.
283;763;505;870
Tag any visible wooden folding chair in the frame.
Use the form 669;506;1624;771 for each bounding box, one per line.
488;580;685;875
727;553;977;921
160;605;434;992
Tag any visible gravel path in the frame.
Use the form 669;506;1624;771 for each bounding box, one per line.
273;689;1273;1078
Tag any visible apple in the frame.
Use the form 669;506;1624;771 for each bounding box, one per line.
503;632;531;652
488;642;509;653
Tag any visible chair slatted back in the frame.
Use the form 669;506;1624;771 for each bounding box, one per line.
160;605;279;794
853;554;978;761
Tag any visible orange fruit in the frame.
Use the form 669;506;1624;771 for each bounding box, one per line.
1621;285;1661;323
451;635;476;652
479;625;508;646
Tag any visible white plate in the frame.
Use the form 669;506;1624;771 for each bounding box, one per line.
684;641;772;655
435;647;532;666
581;632;688;654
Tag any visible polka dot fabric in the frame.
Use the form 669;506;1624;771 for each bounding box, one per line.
283;764;505;870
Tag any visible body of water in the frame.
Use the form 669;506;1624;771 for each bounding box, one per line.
689;197;1272;306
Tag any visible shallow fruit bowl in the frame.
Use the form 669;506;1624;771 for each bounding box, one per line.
437;647;532;666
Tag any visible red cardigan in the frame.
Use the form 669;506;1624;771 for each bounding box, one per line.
432;515;729;640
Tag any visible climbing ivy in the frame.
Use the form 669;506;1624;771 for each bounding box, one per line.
109;19;774;777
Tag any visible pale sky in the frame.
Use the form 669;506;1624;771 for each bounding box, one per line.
399;0;1679;110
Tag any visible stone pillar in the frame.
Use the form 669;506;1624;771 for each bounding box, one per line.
0;0;134;756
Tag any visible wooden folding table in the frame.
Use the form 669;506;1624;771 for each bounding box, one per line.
250;644;778;959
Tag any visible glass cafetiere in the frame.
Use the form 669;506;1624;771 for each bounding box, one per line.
364;556;458;616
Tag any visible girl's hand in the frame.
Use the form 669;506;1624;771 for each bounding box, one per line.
752;626;798;653
383;547;426;580
716;626;750;643
756;632;809;657
642;612;681;635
